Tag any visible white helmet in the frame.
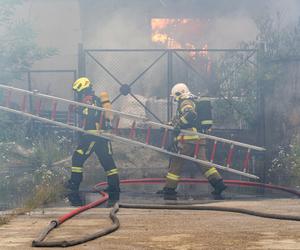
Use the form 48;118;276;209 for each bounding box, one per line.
171;83;191;101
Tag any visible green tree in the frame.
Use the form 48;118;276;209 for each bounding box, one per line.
213;12;300;130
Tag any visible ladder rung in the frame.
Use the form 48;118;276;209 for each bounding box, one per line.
67;104;74;125
21;95;27;112
194;141;200;158
226;144;235;167
243;148;251;172
145;126;152;144
129;121;136;139
5;90;12;107
35;99;42;116
210;140;217;162
51;101;58;120
99;112;104;130
161;128;168;148
113;117;120;135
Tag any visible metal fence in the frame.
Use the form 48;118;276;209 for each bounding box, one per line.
79;45;258;129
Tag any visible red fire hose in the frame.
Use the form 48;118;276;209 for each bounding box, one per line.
32;178;300;247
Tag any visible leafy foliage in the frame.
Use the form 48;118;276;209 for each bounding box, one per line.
0;131;71;209
213;12;300;130
213;50;257;129
269;136;300;188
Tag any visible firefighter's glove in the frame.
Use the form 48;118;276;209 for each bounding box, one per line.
172;124;181;137
166;138;178;152
166;121;173;126
105;119;113;130
171;117;181;136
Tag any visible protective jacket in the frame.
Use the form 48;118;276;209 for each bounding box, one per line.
173;96;213;141
80;94;107;131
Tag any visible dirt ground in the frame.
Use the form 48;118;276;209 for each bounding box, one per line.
1;198;300;250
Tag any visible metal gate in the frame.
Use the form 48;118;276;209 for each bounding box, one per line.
79;45;258;128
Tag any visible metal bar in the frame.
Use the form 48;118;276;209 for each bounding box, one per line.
35;98;42;116
161;128;168;148
0;105;259;180
129;93;163;123
51;101;58;120
99;112;104;130
111;93;122;104
226;144;235;167
194;141;200;158
210;140;217;162
167;50;173;122
85;49;257;52
78;43;86;77
21;95;27;112
174;51;206;82
4;90;12;107
73;70;78;127
27;71;33;112
113;117;120;135
129;121;136;139
0;84;265;151
23;70;77;73
0;84;149;121
147;121;265;151
145;126;152;144
243;148;251;172
129;51;167;87
67;104;74;125
86;51;123;86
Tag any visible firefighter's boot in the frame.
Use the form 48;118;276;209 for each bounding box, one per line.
107;189;120;207
65;173;84;206
210;178;227;200
106;174;120;207
157;187;177;200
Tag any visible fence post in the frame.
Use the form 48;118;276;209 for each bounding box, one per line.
167;50;173;122
27;71;33;113
256;42;267;184
78;43;86;77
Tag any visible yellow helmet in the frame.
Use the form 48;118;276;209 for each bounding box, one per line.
72;77;92;92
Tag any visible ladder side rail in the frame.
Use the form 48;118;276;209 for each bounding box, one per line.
243;148;252;172
0;104;259;180
0;84;265;152
147;121;265;152
0;84;149;122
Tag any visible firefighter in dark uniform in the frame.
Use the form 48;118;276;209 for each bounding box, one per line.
158;83;227;200
66;77;120;206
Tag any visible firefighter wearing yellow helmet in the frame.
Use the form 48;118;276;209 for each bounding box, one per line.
158;83;227;200
66;77;120;206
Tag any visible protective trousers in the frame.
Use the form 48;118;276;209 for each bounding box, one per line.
165;139;223;191
68;134;120;192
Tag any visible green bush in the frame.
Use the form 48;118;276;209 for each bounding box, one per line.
269;135;300;188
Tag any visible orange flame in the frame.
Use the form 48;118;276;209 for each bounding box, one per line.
151;18;211;74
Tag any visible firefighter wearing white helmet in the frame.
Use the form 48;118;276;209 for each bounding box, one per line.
171;82;192;101
158;82;227;200
66;77;120;206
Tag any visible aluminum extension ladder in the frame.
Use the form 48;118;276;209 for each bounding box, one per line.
0;83;265;180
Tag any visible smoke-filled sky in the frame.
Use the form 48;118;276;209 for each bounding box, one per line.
78;0;300;49
11;0;300;100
